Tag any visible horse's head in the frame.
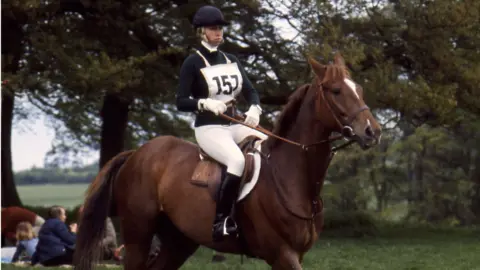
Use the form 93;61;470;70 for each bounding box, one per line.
308;53;381;149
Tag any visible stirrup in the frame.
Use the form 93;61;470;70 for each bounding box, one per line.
222;216;238;236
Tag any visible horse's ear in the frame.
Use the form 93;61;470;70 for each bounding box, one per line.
307;57;326;80
334;52;345;67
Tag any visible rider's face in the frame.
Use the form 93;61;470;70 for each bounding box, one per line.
204;26;223;46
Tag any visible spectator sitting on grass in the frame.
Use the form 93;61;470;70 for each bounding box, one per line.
31;205;77;267
1;206;45;247
11;222;39;263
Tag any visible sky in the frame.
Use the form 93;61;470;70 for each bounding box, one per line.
12;110;57;172
11;99;99;172
10;8;299;173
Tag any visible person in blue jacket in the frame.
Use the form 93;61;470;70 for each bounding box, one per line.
31;205;77;266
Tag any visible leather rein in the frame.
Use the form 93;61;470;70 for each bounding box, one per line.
221;81;370;153
220;82;371;222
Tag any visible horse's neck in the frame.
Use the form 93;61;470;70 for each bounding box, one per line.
267;119;333;213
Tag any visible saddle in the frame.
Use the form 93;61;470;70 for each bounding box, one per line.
190;135;261;201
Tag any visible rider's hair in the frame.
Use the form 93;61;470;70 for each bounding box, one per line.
196;27;207;43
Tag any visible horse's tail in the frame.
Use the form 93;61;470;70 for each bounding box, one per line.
73;150;135;270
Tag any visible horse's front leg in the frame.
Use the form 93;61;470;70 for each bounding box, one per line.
271;249;302;270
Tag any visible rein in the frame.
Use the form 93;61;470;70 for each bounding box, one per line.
219;80;370;222
221;83;367;153
218;113;347;151
220;112;329;221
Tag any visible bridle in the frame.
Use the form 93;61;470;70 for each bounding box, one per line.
219;79;371;222
270;80;371;222
222;78;371;153
316;78;371;148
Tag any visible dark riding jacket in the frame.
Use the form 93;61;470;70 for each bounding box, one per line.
175;43;260;127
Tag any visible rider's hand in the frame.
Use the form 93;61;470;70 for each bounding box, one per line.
244;105;262;127
198;99;227;115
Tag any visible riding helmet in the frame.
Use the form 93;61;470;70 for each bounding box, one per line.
192;5;230;28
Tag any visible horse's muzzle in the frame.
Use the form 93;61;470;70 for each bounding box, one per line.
356;131;381;149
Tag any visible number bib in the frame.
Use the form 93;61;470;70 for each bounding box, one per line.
196;50;243;103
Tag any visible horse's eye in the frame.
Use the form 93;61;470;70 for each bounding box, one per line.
332;88;341;95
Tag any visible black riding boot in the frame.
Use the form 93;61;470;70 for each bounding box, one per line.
212;172;242;242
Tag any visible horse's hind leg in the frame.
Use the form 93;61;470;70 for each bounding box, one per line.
119;199;161;270
149;215;199;269
122;218;158;270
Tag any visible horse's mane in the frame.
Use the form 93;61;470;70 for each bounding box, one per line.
264;84;310;150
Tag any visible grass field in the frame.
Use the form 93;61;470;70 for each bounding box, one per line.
2;226;480;269
17;184;89;209
10;184;480;269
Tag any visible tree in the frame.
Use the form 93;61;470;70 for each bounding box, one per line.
1;2;30;206
278;0;480;224
19;0;304;167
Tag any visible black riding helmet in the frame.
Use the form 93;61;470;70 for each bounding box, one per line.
192;5;230;28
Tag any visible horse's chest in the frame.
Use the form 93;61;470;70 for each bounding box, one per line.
251;213;318;254
285;220;318;252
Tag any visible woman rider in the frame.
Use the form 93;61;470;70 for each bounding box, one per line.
176;5;267;242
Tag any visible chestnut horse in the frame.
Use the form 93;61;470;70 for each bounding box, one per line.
73;53;381;270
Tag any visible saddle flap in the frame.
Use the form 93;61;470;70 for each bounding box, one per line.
190;135;261;201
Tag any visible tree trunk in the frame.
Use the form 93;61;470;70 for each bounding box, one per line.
1;93;22;207
1;8;25;207
99;93;131;168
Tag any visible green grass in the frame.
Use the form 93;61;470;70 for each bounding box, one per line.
11;184;480;269
17;184;89;209
3;227;480;269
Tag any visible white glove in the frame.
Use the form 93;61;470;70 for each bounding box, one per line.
198;98;227;115
244;105;262;127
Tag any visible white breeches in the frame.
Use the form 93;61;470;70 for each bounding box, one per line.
195;124;268;177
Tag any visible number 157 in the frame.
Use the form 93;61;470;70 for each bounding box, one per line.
213;75;239;95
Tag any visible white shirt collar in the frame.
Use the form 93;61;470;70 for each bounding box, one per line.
201;40;218;52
